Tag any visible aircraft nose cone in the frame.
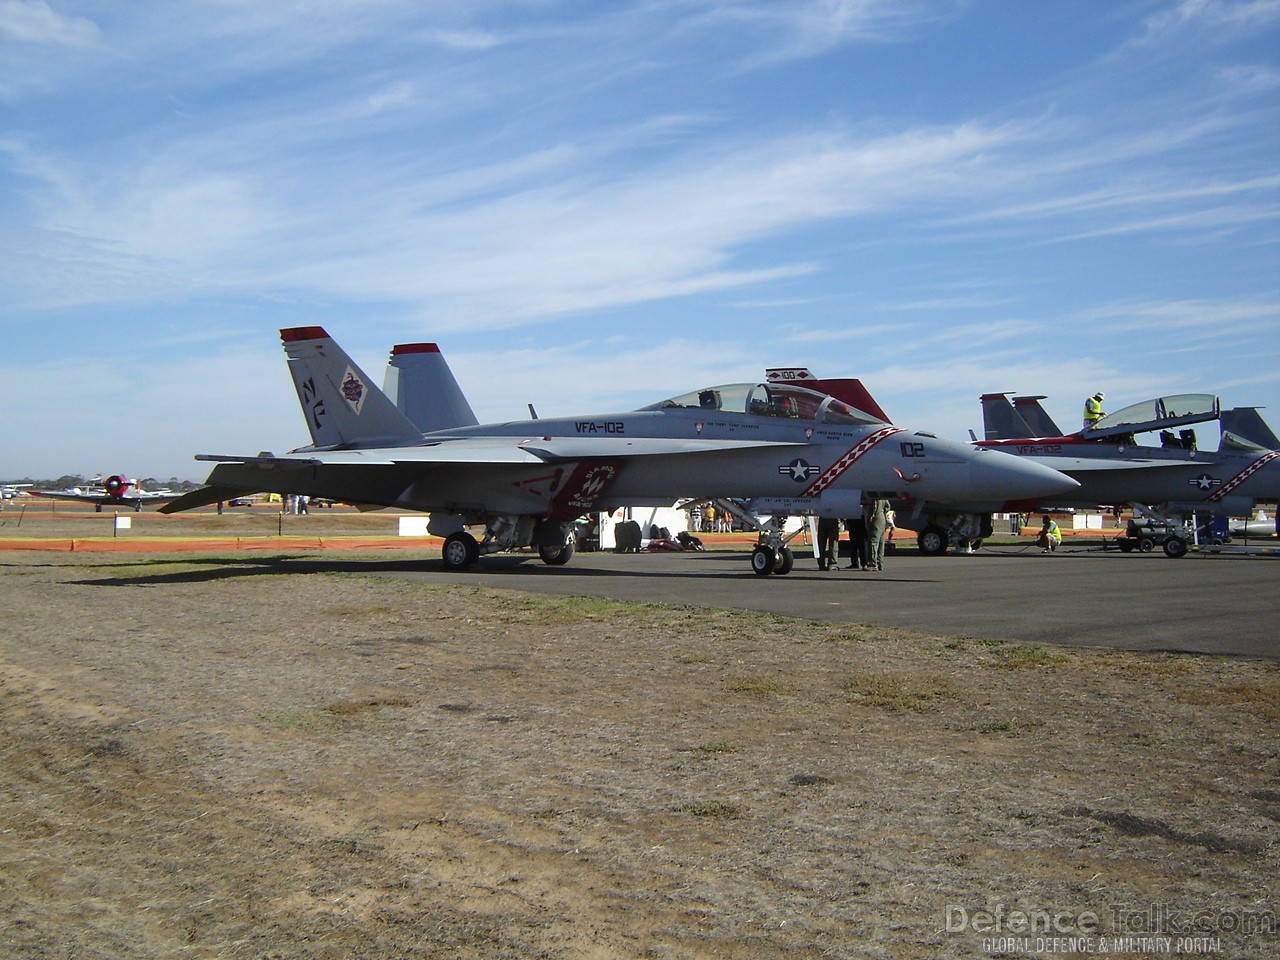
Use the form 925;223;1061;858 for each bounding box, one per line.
979;450;1079;500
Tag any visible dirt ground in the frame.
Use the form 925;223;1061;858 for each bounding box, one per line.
0;544;1276;959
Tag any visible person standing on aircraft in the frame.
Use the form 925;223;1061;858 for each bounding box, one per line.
866;498;891;571
1037;515;1062;553
1083;391;1106;429
816;516;841;571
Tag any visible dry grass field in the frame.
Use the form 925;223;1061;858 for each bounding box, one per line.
0;547;1276;958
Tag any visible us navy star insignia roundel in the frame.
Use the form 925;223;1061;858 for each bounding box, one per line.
779;459;820;482
1190;474;1221;491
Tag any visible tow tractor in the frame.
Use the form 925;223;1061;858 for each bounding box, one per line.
1115;517;1191;557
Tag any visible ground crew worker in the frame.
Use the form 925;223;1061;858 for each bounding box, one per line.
816;516;840;571
866;498;891;570
1083;391;1106;429
1037;515;1062;553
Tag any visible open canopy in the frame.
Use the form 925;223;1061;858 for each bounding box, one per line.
644;382;887;427
1084;393;1220;440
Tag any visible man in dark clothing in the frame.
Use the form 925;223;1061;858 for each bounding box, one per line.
844;514;869;570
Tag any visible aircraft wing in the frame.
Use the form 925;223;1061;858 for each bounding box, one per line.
158;486;262;513
29;489;175;504
513;437;804;461
198;437;806;469
27;490;98;503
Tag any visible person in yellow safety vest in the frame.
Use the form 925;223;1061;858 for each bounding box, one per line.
1083;391;1106;429
1036;515;1062;553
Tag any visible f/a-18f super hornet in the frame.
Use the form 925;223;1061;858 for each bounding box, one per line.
30;476;176;512
976;393;1280;556
161;327;1076;572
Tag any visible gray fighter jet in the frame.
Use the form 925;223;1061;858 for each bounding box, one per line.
161;327;1077;572
975;393;1280;555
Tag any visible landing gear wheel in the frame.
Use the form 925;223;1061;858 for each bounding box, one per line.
539;538;575;566
1163;536;1188;559
774;547;794;575
442;531;479;570
917;526;949;556
750;544;777;576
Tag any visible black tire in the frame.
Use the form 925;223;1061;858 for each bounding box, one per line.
917;526;948;556
1118;539;1134;553
539;538;575;566
1138;537;1155;553
442;531;479;570
775;547;794;575
1163;536;1188;559
750;544;776;576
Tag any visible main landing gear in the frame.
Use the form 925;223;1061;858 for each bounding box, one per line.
438;517;575;570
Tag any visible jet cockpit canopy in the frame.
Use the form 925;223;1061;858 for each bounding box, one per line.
1084;393;1220;441
645;382;887;426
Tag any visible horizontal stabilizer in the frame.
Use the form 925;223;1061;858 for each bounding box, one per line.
158;486;258;514
196;454;322;466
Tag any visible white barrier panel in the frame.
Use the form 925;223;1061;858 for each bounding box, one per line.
114;516;132;531
397;516;431;537
1072;514;1103;530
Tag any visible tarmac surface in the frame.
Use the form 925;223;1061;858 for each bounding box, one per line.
378;542;1280;660
3;502;1276;659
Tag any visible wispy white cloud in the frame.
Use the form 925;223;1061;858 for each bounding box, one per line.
0;0;100;46
687;0;963;65
1143;0;1280;39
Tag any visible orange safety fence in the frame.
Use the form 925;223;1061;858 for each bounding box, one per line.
0;537;444;553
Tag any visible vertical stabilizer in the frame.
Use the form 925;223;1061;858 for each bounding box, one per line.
1012;396;1063;438
384;343;479;434
280;327;423;449
1220;407;1279;452
981;393;1034;441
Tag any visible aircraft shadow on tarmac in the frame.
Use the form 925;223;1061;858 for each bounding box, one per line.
64;550;945;589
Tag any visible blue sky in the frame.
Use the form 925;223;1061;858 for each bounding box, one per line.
2;0;1278;481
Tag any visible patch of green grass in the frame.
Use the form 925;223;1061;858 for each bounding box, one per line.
974;717;1046;735
822;624;902;644
728;675;789;698
89;560;229;579
841;672;957;713
675;799;742;819
692;740;739;756
990;644;1069;669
